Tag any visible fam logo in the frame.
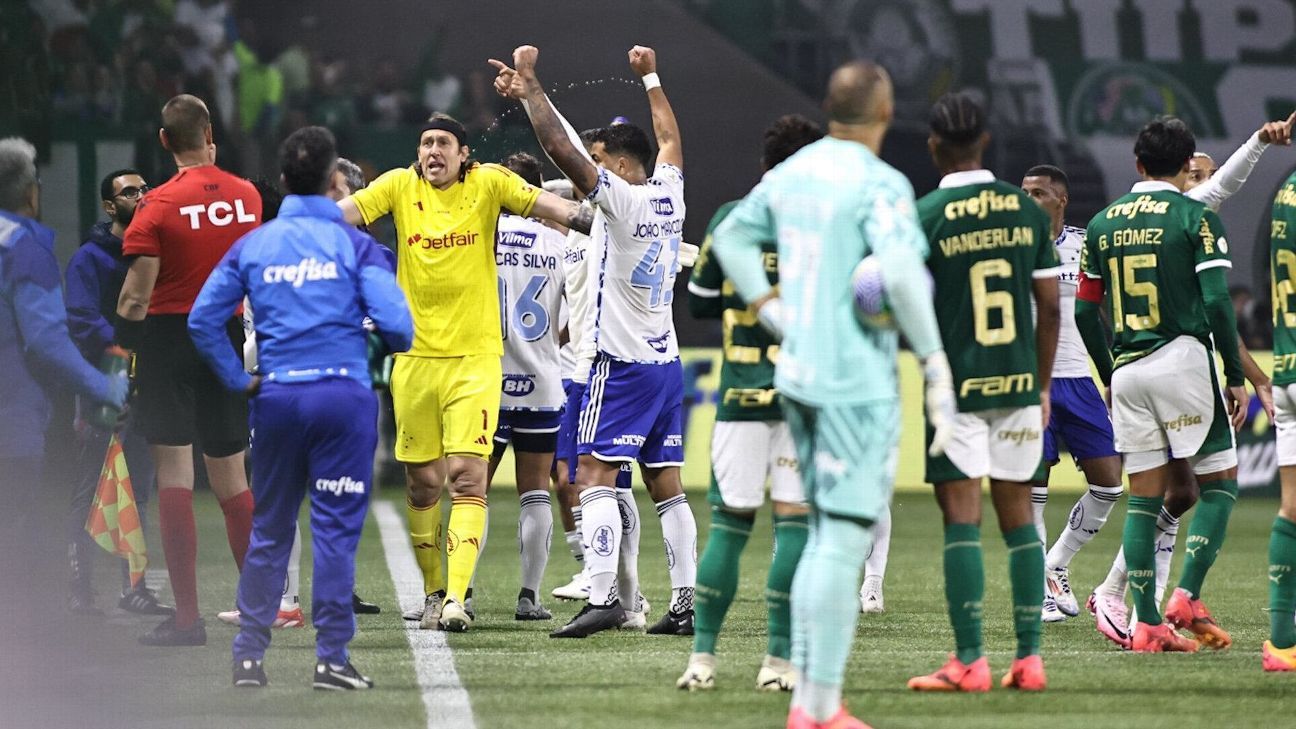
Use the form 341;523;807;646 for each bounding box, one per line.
650;197;675;216
264;258;340;287
498;230;537;249
591;525;616;557
406;231;479;250
314;476;365;496
502;374;536;396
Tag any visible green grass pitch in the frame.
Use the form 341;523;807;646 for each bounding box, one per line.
90;475;1294;729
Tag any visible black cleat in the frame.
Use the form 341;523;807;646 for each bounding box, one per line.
550;601;626;638
313;659;374;690
514;596;552;621
120;586;176;616
233;658;267;688
352;592;381;615
647;609;695;636
139;616;207;646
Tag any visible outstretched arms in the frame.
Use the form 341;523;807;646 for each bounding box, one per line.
627;46;682;172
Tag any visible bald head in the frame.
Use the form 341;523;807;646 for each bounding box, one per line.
161;94;211;154
824;61;893;126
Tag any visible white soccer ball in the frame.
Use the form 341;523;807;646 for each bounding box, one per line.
851;255;896;330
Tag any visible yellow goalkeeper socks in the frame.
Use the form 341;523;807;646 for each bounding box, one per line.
446;495;488;604
408;498;445;596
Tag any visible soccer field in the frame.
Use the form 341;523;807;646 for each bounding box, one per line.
78;480;1293;729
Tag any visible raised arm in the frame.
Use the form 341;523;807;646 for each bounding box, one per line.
1187;112;1293;210
627;46;682;171
530;191;594;235
490;46;600;196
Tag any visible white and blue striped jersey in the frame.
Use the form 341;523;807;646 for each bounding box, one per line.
1052;224;1091;378
497;213;566;411
588;164;686;364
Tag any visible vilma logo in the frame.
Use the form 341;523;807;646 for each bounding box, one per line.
592;525;615;557
498;230;537;249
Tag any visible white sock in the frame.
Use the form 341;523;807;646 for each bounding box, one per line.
864;504;891;580
616;486;641;611
1047;484;1124;570
1153;506;1180;607
564;529;584;565
518;491;553;596
792;677;841;723
467;505;490;596
280;522;301;611
1103;547;1129;600
1030;486;1049;550
578;487;621;606
656;494;697;613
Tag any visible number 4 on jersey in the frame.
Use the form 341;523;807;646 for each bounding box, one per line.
632;237;682;308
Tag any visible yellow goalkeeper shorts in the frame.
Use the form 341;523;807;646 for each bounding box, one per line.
391;354;501;463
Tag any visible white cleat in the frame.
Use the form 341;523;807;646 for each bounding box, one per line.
551;572;591;601
755;655;796;692
1041;595;1067;623
676;653;716;691
217;609;240;626
859;575;884;614
619;608;647;631
1046;566;1080;617
416;592;445;630
1091;589;1132;650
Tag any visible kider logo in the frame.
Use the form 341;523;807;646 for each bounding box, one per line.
943;190;1020;221
1105;194;1170;220
406;231;479;250
650;197;676;216
498;230;537;249
263;258;340;287
1163;414;1203;431
960;373;1034;397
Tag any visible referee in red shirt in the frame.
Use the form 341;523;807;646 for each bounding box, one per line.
116;94;261;646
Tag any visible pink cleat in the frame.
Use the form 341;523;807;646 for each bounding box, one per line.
1263;640;1296;672
787;706;873;729
908;654;991;692
1131;621;1199;653
1091;590;1131;650
1000;654;1047;691
1164;588;1231;650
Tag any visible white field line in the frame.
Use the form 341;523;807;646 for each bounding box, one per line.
374;500;475;729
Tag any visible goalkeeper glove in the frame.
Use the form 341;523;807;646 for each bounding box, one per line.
922;351;958;457
755;297;783;340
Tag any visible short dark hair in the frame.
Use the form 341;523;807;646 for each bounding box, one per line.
161;94;211;153
762;115;823;170
502;152;543;187
578;128;603;150
1023;164;1069;193
337;157;366;192
279;126;338;196
251;177;284;221
592;124;654;174
929;92;985;146
100;168;142;201
1134;116;1196;178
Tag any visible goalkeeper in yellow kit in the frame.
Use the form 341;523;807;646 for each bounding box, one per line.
339;113;592;631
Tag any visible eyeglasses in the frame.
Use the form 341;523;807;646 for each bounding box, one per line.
114;185;149;200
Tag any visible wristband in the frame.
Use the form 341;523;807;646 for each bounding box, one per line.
642;73;661;91
114;315;147;351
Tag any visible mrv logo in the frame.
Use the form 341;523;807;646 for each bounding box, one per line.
498;230;537;249
263;258;339;287
502;374;536;396
650;197;675;216
315;476;365;495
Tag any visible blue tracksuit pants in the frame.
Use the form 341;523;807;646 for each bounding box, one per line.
233;378;377;664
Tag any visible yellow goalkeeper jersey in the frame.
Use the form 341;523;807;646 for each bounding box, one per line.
351;163;541;357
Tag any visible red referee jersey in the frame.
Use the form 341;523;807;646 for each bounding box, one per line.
122;165;261;314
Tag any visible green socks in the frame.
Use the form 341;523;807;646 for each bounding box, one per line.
943;522;985;665
1269;516;1296;649
1003;524;1043;659
768;513;809;660
693;508;754;656
1177;479;1238;599
1124;494;1164;624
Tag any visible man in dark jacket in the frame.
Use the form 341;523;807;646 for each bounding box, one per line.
63;169;172;616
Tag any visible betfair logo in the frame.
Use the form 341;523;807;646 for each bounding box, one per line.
1162;414;1203;432
998;428;1041;444
1105;194;1170;220
960;372;1034;398
943;189;1021;220
407;231;479;250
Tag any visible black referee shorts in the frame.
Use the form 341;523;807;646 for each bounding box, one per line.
133;314;248;457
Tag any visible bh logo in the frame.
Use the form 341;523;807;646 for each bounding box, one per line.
503;375;536;396
592;525;616;557
650;197;675;216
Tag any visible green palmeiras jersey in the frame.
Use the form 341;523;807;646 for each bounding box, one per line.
918;170;1059;413
1271;172;1296;386
1081;181;1231;370
688;200;782;422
